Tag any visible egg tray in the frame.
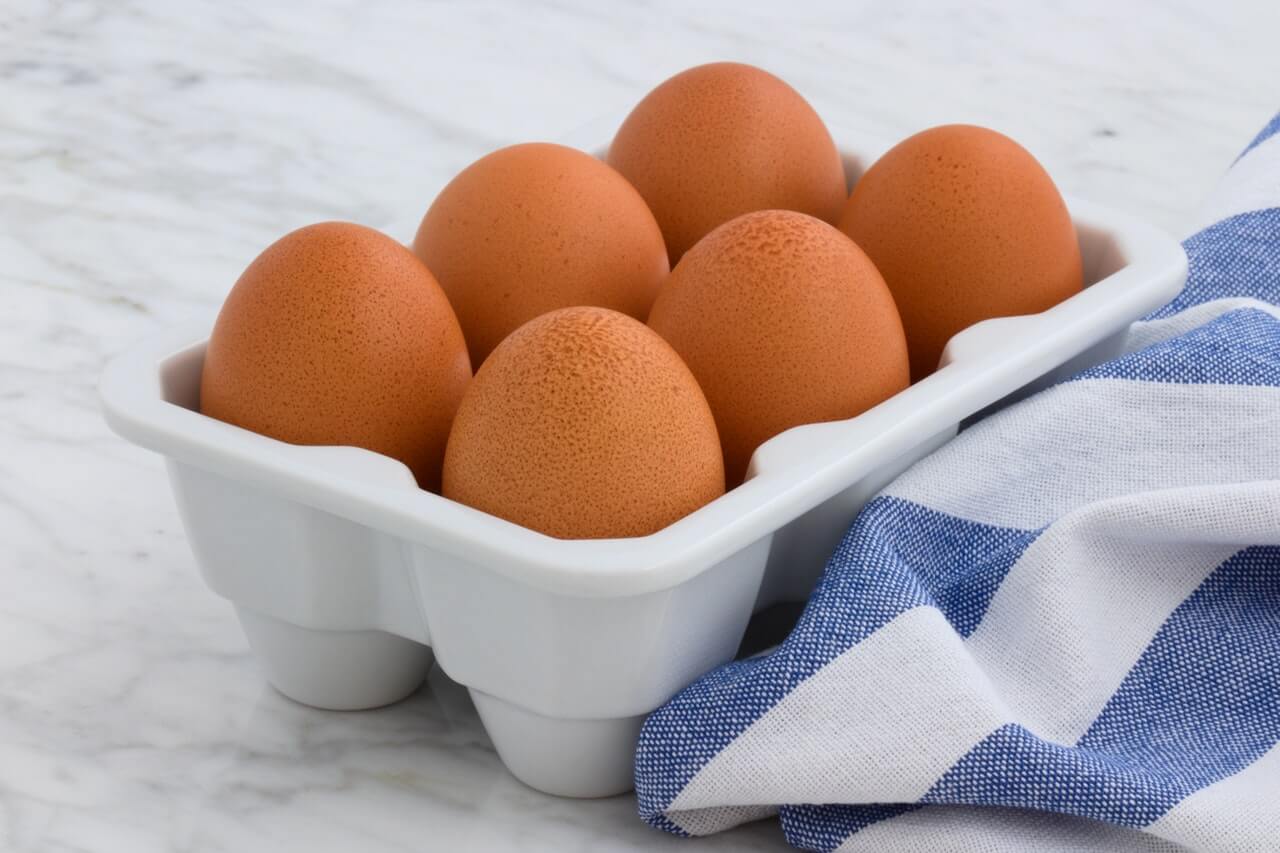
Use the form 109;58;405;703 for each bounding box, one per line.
100;143;1187;799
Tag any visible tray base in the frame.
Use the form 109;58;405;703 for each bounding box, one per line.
471;688;643;798
238;607;434;711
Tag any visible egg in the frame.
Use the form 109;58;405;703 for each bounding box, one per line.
200;221;471;491
648;210;909;486
443;307;724;539
412;142;669;366
607;62;847;263
839;124;1083;381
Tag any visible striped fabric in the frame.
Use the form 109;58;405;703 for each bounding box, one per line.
635;113;1280;853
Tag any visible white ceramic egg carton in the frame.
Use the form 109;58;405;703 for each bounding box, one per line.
100;143;1186;799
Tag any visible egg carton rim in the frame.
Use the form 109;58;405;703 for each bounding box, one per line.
100;184;1187;600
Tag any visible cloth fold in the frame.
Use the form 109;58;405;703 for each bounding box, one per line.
635;113;1280;853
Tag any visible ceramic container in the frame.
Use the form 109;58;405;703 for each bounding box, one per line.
100;141;1187;798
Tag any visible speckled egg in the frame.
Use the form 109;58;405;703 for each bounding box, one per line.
648;210;909;486
412;142;669;366
200;221;471;491
839;124;1083;380
607;62;847;263
443;307;724;539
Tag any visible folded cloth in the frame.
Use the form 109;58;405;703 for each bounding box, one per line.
636;113;1280;853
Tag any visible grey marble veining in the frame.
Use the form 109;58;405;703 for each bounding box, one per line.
2;1;1277;850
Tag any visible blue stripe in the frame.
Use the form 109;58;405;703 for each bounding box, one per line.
637;496;1039;827
1237;111;1280;160
780;803;918;853
918;546;1280;827
1147;207;1280;319
646;814;689;837
1073;307;1280;387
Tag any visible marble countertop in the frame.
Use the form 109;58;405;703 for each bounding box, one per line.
3;1;1277;850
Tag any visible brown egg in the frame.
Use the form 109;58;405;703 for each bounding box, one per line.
443;307;724;539
648;210;909;486
200;221;471;491
839;124;1083;381
606;62;847;263
412;142;669;366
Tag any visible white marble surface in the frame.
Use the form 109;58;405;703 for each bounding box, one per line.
2;1;1278;850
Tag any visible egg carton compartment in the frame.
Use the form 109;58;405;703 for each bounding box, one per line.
101;144;1186;798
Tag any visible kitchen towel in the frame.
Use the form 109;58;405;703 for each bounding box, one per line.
636;113;1280;852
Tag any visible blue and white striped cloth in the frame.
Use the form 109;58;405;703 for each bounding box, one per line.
636;114;1280;852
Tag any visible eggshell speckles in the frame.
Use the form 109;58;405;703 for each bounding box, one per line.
607;62;847;263
413;143;669;367
200;222;471;491
839;124;1083;381
648;210;909;486
443;307;724;539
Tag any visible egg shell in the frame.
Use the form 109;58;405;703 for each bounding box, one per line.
443;307;724;540
412;142;669;367
839;124;1084;381
648;209;909;486
200;221;471;491
607;62;847;263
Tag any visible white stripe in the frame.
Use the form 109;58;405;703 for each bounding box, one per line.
970;480;1280;741
884;380;1280;530
1188;132;1280;234
1149;742;1280;853
834;805;1185;853
667;805;776;837
1127;299;1280;353
667;607;1010;814
968;515;1241;743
